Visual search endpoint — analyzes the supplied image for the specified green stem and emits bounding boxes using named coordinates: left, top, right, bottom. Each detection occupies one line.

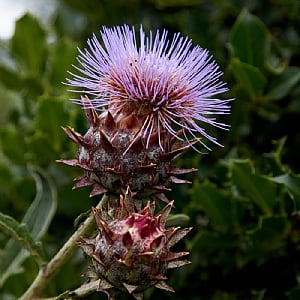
left=67, top=279, right=102, bottom=299
left=36, top=280, right=102, bottom=300
left=20, top=195, right=107, bottom=300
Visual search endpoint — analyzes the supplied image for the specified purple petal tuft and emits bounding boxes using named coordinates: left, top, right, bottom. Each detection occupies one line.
left=66, top=25, right=232, bottom=151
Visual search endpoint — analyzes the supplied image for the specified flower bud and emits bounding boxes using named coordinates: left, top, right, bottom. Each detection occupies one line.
left=78, top=193, right=191, bottom=299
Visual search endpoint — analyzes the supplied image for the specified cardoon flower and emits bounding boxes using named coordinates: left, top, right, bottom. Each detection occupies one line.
left=59, top=25, right=230, bottom=200
left=67, top=25, right=231, bottom=151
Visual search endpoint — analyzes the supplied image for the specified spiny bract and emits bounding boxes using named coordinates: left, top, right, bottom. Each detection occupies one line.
left=58, top=98, right=196, bottom=202
left=78, top=193, right=192, bottom=299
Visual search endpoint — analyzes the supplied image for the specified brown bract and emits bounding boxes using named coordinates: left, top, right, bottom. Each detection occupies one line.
left=77, top=192, right=192, bottom=299
left=57, top=96, right=197, bottom=202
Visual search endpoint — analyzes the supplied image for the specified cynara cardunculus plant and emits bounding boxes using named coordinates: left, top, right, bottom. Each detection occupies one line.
left=55, top=24, right=231, bottom=299
left=59, top=25, right=230, bottom=202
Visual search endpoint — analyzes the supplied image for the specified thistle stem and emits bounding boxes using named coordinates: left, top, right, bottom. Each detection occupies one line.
left=20, top=195, right=107, bottom=300
left=36, top=280, right=103, bottom=300
left=67, top=279, right=101, bottom=298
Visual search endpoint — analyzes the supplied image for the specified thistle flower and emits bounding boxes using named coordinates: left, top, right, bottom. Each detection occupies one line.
left=78, top=192, right=191, bottom=299
left=67, top=25, right=231, bottom=152
left=59, top=24, right=231, bottom=200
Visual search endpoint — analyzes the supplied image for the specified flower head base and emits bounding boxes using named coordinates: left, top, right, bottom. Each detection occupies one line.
left=78, top=193, right=191, bottom=299
left=58, top=100, right=197, bottom=202
left=67, top=25, right=231, bottom=152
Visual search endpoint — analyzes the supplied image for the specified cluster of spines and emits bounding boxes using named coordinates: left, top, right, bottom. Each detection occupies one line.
left=77, top=191, right=192, bottom=300
left=58, top=97, right=197, bottom=203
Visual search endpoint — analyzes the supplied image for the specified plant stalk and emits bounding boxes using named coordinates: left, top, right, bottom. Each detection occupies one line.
left=20, top=195, right=107, bottom=300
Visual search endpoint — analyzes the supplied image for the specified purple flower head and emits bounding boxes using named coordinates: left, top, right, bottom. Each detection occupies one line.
left=67, top=25, right=231, bottom=152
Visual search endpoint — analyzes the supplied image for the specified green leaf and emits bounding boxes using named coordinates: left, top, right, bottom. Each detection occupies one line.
left=266, top=67, right=300, bottom=101
left=26, top=131, right=57, bottom=166
left=264, top=137, right=288, bottom=175
left=154, top=0, right=200, bottom=9
left=229, top=159, right=276, bottom=215
left=0, top=65, right=23, bottom=90
left=23, top=167, right=58, bottom=237
left=0, top=213, right=46, bottom=266
left=34, top=96, right=69, bottom=153
left=245, top=216, right=287, bottom=263
left=46, top=37, right=77, bottom=88
left=189, top=231, right=238, bottom=254
left=166, top=213, right=190, bottom=227
left=248, top=216, right=287, bottom=242
left=0, top=125, right=27, bottom=165
left=191, top=181, right=238, bottom=230
left=0, top=84, right=23, bottom=125
left=229, top=9, right=270, bottom=68
left=269, top=172, right=300, bottom=209
left=0, top=166, right=57, bottom=287
left=11, top=13, right=47, bottom=75
left=230, top=58, right=266, bottom=99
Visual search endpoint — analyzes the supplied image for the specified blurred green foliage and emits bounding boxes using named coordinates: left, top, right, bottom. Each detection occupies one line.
left=0, top=0, right=300, bottom=299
